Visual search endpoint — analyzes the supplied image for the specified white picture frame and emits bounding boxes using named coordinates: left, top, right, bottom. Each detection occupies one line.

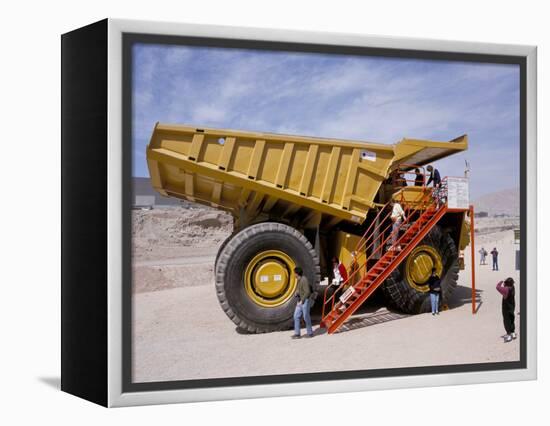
left=61, top=18, right=537, bottom=407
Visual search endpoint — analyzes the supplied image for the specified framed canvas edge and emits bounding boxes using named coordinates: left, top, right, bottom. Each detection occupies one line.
left=105, top=18, right=537, bottom=407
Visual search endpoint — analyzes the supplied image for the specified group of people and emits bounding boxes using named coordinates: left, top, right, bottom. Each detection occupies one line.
left=479, top=246, right=499, bottom=270
left=291, top=257, right=348, bottom=339
left=292, top=164, right=446, bottom=337
left=292, top=262, right=517, bottom=344
left=394, top=165, right=441, bottom=189
left=412, top=249, right=515, bottom=343
left=291, top=163, right=516, bottom=344
left=389, top=164, right=442, bottom=251
left=480, top=246, right=515, bottom=342
left=290, top=261, right=440, bottom=334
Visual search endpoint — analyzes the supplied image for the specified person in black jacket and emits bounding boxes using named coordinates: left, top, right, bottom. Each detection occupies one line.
left=428, top=268, right=442, bottom=315
left=426, top=165, right=441, bottom=187
left=426, top=165, right=443, bottom=206
left=496, top=278, right=516, bottom=342
left=414, top=168, right=424, bottom=187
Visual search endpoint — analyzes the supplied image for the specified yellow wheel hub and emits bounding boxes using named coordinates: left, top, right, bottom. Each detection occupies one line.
left=405, top=245, right=443, bottom=292
left=244, top=250, right=296, bottom=307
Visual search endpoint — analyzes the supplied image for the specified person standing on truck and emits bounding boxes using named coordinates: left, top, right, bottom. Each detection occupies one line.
left=426, top=165, right=441, bottom=187
left=414, top=168, right=424, bottom=187
left=426, top=165, right=443, bottom=206
left=398, top=172, right=407, bottom=187
left=390, top=201, right=407, bottom=251
left=491, top=247, right=499, bottom=271
left=292, top=266, right=313, bottom=339
left=496, top=278, right=516, bottom=342
left=391, top=169, right=407, bottom=187
left=428, top=268, right=442, bottom=315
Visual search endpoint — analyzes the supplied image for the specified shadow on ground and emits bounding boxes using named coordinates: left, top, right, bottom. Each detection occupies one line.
left=38, top=377, right=60, bottom=389
left=235, top=286, right=482, bottom=335
left=447, top=285, right=483, bottom=311
left=334, top=309, right=410, bottom=334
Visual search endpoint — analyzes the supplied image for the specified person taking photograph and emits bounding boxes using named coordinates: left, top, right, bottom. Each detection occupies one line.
left=496, top=278, right=516, bottom=342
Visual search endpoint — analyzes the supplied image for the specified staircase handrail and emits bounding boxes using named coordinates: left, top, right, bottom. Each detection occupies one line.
left=321, top=179, right=449, bottom=322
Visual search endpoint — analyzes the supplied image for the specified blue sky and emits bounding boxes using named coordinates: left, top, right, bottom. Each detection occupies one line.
left=132, top=43, right=520, bottom=199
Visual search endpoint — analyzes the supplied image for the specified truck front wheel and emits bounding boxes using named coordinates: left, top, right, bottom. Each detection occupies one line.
left=215, top=222, right=320, bottom=333
left=381, top=225, right=459, bottom=314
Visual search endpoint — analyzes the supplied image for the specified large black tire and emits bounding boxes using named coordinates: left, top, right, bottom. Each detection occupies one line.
left=381, top=225, right=459, bottom=314
left=215, top=222, right=320, bottom=333
left=214, top=222, right=268, bottom=270
left=215, top=230, right=237, bottom=270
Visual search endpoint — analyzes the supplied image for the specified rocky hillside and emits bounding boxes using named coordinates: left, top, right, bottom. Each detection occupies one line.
left=473, top=187, right=519, bottom=216
left=132, top=207, right=233, bottom=262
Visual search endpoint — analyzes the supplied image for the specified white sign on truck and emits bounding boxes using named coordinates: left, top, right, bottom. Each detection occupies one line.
left=446, top=177, right=470, bottom=209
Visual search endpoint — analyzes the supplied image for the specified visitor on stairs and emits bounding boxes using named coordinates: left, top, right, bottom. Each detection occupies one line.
left=329, top=257, right=348, bottom=306
left=390, top=201, right=406, bottom=251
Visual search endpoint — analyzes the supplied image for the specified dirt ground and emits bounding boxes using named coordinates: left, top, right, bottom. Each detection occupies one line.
left=131, top=207, right=521, bottom=383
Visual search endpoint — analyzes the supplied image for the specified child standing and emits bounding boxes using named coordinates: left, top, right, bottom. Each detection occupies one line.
left=496, top=278, right=516, bottom=342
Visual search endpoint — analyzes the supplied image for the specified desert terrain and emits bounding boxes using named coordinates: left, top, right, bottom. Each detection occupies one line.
left=131, top=205, right=520, bottom=383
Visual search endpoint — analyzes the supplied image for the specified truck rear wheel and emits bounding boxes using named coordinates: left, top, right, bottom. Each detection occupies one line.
left=381, top=225, right=459, bottom=314
left=215, top=222, right=320, bottom=333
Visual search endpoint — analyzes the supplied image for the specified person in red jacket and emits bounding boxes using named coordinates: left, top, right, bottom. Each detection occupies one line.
left=330, top=256, right=349, bottom=305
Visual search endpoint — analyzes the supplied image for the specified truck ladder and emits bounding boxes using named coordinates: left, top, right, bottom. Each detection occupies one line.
left=321, top=185, right=448, bottom=334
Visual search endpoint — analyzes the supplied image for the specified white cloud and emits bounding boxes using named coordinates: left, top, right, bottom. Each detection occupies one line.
left=191, top=104, right=228, bottom=123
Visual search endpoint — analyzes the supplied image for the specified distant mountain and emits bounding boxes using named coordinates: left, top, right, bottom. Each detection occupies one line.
left=473, top=187, right=520, bottom=216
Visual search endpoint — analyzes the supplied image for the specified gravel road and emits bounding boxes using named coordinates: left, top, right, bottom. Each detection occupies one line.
left=132, top=232, right=521, bottom=383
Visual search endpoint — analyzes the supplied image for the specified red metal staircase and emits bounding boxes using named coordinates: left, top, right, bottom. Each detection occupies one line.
left=321, top=187, right=448, bottom=334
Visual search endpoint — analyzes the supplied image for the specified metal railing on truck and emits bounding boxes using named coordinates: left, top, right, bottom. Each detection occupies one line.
left=321, top=178, right=451, bottom=333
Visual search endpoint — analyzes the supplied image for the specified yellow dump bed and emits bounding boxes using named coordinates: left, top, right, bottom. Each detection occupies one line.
left=147, top=123, right=467, bottom=227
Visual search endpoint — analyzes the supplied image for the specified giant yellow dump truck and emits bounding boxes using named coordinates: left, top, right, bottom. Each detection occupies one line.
left=147, top=123, right=470, bottom=333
